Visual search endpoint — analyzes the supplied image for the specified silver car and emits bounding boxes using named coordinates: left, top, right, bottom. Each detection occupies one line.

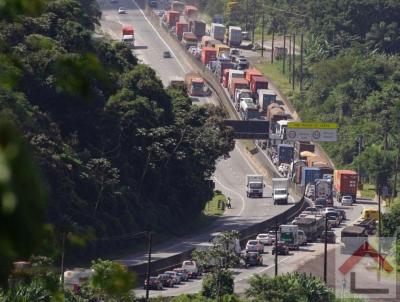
left=342, top=195, right=353, bottom=206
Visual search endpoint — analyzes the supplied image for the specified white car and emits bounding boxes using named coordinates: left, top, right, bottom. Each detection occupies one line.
left=342, top=195, right=353, bottom=206
left=118, top=7, right=126, bottom=14
left=246, top=240, right=264, bottom=253
left=164, top=271, right=182, bottom=284
left=256, top=233, right=273, bottom=245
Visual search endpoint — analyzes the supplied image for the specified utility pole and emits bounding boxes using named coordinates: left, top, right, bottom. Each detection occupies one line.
left=271, top=31, right=275, bottom=64
left=283, top=34, right=286, bottom=74
left=274, top=220, right=278, bottom=276
left=251, top=0, right=256, bottom=45
left=145, top=231, right=152, bottom=301
left=292, top=34, right=296, bottom=90
left=378, top=186, right=382, bottom=281
left=261, top=12, right=265, bottom=57
left=393, top=142, right=400, bottom=199
left=357, top=135, right=363, bottom=184
left=324, top=215, right=328, bottom=283
left=245, top=0, right=249, bottom=31
left=60, top=232, right=66, bottom=289
left=288, top=35, right=292, bottom=83
left=300, top=33, right=304, bottom=99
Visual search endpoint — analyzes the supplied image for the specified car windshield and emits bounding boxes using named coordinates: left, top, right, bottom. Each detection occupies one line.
left=258, top=234, right=267, bottom=238
left=248, top=241, right=257, bottom=245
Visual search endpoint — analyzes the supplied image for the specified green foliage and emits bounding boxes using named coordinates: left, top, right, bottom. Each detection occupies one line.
left=0, top=122, right=46, bottom=286
left=201, top=270, right=234, bottom=299
left=246, top=273, right=334, bottom=302
left=0, top=0, right=234, bottom=263
left=90, top=259, right=136, bottom=300
left=171, top=293, right=241, bottom=302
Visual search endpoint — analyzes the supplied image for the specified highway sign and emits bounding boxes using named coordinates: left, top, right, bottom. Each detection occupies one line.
left=224, top=120, right=269, bottom=139
left=287, top=122, right=338, bottom=142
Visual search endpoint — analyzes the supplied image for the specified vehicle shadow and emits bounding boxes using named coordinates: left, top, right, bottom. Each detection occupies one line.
left=134, top=45, right=148, bottom=50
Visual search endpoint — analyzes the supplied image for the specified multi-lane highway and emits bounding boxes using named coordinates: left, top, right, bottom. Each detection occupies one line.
left=97, top=0, right=297, bottom=278
left=96, top=0, right=374, bottom=298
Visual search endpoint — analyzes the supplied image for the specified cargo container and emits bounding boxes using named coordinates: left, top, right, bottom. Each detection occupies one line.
left=215, top=61, right=235, bottom=81
left=191, top=20, right=206, bottom=38
left=333, top=170, right=358, bottom=202
left=184, top=5, right=198, bottom=20
left=171, top=1, right=184, bottom=12
left=228, top=26, right=242, bottom=46
left=229, top=78, right=249, bottom=98
left=301, top=167, right=321, bottom=187
left=228, top=70, right=245, bottom=90
left=176, top=22, right=189, bottom=40
left=165, top=10, right=180, bottom=27
left=315, top=164, right=333, bottom=177
left=215, top=44, right=230, bottom=57
left=210, top=23, right=225, bottom=41
left=201, top=47, right=217, bottom=65
left=307, top=156, right=324, bottom=167
left=277, top=144, right=294, bottom=164
left=245, top=68, right=262, bottom=82
left=257, top=89, right=276, bottom=113
left=250, top=76, right=268, bottom=97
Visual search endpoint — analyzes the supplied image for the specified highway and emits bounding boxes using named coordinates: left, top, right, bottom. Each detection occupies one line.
left=97, top=0, right=296, bottom=279
left=97, top=1, right=373, bottom=298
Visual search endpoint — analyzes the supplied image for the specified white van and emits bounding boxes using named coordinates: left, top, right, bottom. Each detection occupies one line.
left=181, top=260, right=199, bottom=278
left=297, top=229, right=307, bottom=246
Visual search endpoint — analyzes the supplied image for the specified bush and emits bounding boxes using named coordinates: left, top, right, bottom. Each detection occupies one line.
left=201, top=270, right=234, bottom=299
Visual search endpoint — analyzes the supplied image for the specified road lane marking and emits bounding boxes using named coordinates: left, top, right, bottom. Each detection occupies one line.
left=213, top=176, right=246, bottom=217
left=130, top=0, right=187, bottom=73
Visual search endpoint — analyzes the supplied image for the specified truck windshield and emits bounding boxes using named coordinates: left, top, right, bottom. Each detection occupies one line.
left=249, top=183, right=262, bottom=189
left=281, top=232, right=293, bottom=243
left=192, top=82, right=204, bottom=89
left=275, top=189, right=287, bottom=195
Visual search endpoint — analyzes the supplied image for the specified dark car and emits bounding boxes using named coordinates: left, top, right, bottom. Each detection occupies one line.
left=322, top=231, right=336, bottom=244
left=244, top=252, right=263, bottom=266
left=336, top=209, right=347, bottom=221
left=144, top=277, right=163, bottom=290
left=272, top=241, right=289, bottom=255
left=157, top=274, right=174, bottom=287
left=163, top=51, right=172, bottom=58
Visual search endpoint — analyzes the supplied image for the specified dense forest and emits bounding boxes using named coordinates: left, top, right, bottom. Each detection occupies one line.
left=0, top=0, right=234, bottom=260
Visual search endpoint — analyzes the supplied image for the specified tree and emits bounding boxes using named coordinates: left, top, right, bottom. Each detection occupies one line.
left=202, top=269, right=234, bottom=299
left=89, top=259, right=136, bottom=301
left=246, top=273, right=334, bottom=302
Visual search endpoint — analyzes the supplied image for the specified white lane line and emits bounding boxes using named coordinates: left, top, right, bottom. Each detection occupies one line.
left=130, top=0, right=187, bottom=73
left=213, top=176, right=246, bottom=217
left=236, top=145, right=273, bottom=190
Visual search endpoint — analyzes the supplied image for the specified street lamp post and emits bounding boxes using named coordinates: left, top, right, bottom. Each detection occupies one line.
left=145, top=231, right=153, bottom=301
left=275, top=220, right=278, bottom=276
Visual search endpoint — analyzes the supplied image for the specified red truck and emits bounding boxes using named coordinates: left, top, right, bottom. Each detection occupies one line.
left=122, top=25, right=134, bottom=47
left=250, top=76, right=268, bottom=97
left=333, top=170, right=358, bottom=203
left=165, top=10, right=180, bottom=27
left=245, top=68, right=262, bottom=83
left=229, top=78, right=249, bottom=99
left=222, top=69, right=230, bottom=87
left=176, top=22, right=189, bottom=40
left=201, top=47, right=217, bottom=65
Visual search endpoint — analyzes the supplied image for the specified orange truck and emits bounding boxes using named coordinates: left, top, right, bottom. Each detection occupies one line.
left=185, top=74, right=209, bottom=96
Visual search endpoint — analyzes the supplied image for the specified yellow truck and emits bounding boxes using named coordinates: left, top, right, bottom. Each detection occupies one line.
left=215, top=44, right=230, bottom=57
left=184, top=73, right=211, bottom=97
left=361, top=208, right=379, bottom=221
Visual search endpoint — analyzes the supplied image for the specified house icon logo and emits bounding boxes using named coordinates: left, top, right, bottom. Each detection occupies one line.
left=338, top=240, right=394, bottom=295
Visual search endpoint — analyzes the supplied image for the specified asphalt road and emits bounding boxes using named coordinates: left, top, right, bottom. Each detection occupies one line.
left=97, top=0, right=295, bottom=275
left=135, top=199, right=374, bottom=297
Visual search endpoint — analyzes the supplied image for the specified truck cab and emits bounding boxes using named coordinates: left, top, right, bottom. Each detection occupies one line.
left=122, top=25, right=135, bottom=48
left=272, top=178, right=289, bottom=205
left=234, top=88, right=252, bottom=109
left=240, top=98, right=259, bottom=120
left=246, top=175, right=264, bottom=198
left=279, top=224, right=299, bottom=250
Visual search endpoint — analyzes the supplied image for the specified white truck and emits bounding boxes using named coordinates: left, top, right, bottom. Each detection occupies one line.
left=234, top=88, right=252, bottom=110
left=272, top=178, right=289, bottom=205
left=257, top=89, right=276, bottom=113
left=246, top=175, right=264, bottom=198
left=240, top=98, right=260, bottom=120
left=279, top=225, right=299, bottom=250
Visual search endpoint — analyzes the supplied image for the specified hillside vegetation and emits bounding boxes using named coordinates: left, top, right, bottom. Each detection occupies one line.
left=0, top=0, right=234, bottom=259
